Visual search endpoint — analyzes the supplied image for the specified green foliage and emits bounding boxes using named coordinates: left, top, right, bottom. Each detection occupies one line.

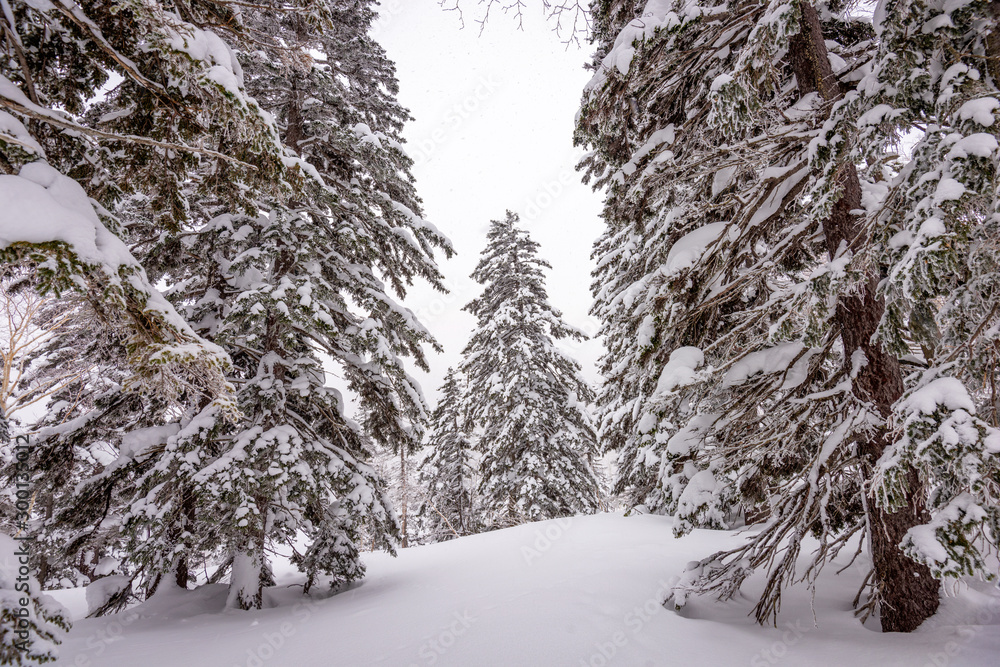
left=460, top=212, right=601, bottom=527
left=3, top=0, right=449, bottom=612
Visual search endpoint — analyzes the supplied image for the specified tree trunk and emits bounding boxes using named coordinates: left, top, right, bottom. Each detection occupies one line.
left=37, top=492, right=53, bottom=586
left=285, top=75, right=305, bottom=155
left=284, top=15, right=309, bottom=155
left=986, top=2, right=1000, bottom=87
left=226, top=500, right=267, bottom=610
left=400, top=448, right=409, bottom=548
left=789, top=3, right=939, bottom=632
left=173, top=487, right=197, bottom=589
left=226, top=548, right=264, bottom=610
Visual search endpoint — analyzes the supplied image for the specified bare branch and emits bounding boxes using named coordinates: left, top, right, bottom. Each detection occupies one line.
left=437, top=0, right=465, bottom=29
left=438, top=0, right=591, bottom=45
left=0, top=279, right=84, bottom=422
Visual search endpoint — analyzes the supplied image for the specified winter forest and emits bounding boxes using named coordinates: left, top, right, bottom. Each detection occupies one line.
left=1, top=0, right=999, bottom=665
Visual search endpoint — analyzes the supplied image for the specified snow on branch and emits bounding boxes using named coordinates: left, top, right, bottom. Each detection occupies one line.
left=0, top=162, right=232, bottom=403
left=0, top=75, right=258, bottom=170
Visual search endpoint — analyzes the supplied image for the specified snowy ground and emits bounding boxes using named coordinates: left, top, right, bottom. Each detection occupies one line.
left=50, top=513, right=1000, bottom=666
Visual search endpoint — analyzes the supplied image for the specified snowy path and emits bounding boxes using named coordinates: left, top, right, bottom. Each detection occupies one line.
left=54, top=513, right=1000, bottom=666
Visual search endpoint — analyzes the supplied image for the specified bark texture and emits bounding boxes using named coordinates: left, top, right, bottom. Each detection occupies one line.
left=988, top=2, right=1000, bottom=86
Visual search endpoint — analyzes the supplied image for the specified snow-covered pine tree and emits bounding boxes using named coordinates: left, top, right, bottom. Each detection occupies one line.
left=576, top=0, right=998, bottom=632
left=125, top=203, right=412, bottom=610
left=847, top=0, right=1000, bottom=595
left=0, top=0, right=292, bottom=402
left=60, top=0, right=454, bottom=609
left=0, top=0, right=286, bottom=601
left=461, top=211, right=600, bottom=527
left=417, top=368, right=477, bottom=542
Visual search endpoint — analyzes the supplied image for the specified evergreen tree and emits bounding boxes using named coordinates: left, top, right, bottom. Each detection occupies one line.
left=1, top=410, right=69, bottom=665
left=0, top=0, right=289, bottom=402
left=8, top=0, right=451, bottom=611
left=418, top=368, right=477, bottom=542
left=164, top=0, right=449, bottom=608
left=576, top=0, right=999, bottom=632
left=1, top=533, right=69, bottom=665
left=461, top=211, right=600, bottom=527
left=851, top=0, right=1000, bottom=592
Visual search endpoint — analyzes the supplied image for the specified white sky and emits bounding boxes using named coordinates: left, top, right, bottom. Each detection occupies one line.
left=374, top=1, right=607, bottom=406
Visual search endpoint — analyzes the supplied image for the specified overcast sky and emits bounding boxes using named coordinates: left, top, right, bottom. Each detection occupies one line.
left=374, top=1, right=606, bottom=406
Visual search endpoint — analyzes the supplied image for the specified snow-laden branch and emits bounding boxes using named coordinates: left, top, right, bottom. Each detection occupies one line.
left=0, top=76, right=258, bottom=170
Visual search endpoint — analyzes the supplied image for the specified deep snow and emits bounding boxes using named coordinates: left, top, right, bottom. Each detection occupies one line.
left=50, top=513, right=1000, bottom=666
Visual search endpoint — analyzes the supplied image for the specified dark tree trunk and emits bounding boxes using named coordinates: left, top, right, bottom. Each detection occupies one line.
left=173, top=557, right=189, bottom=590
left=37, top=492, right=53, bottom=585
left=400, top=448, right=409, bottom=548
left=284, top=15, right=309, bottom=155
left=285, top=75, right=305, bottom=155
left=987, top=3, right=1000, bottom=87
left=173, top=488, right=197, bottom=589
left=789, top=3, right=940, bottom=632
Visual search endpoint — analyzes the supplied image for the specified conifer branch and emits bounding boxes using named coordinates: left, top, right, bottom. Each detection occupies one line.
left=0, top=97, right=258, bottom=170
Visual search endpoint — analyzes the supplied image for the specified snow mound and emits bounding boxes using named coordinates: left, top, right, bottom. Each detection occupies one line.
left=85, top=576, right=131, bottom=616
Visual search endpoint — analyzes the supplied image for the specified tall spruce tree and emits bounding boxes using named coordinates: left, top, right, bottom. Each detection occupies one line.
left=6, top=0, right=451, bottom=611
left=418, top=368, right=477, bottom=542
left=0, top=0, right=291, bottom=402
left=577, top=0, right=1000, bottom=632
left=111, top=0, right=451, bottom=609
left=852, top=0, right=1000, bottom=595
left=461, top=211, right=600, bottom=527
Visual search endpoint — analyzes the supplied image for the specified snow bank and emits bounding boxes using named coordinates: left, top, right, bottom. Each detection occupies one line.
left=85, top=576, right=131, bottom=616
left=51, top=514, right=1000, bottom=666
